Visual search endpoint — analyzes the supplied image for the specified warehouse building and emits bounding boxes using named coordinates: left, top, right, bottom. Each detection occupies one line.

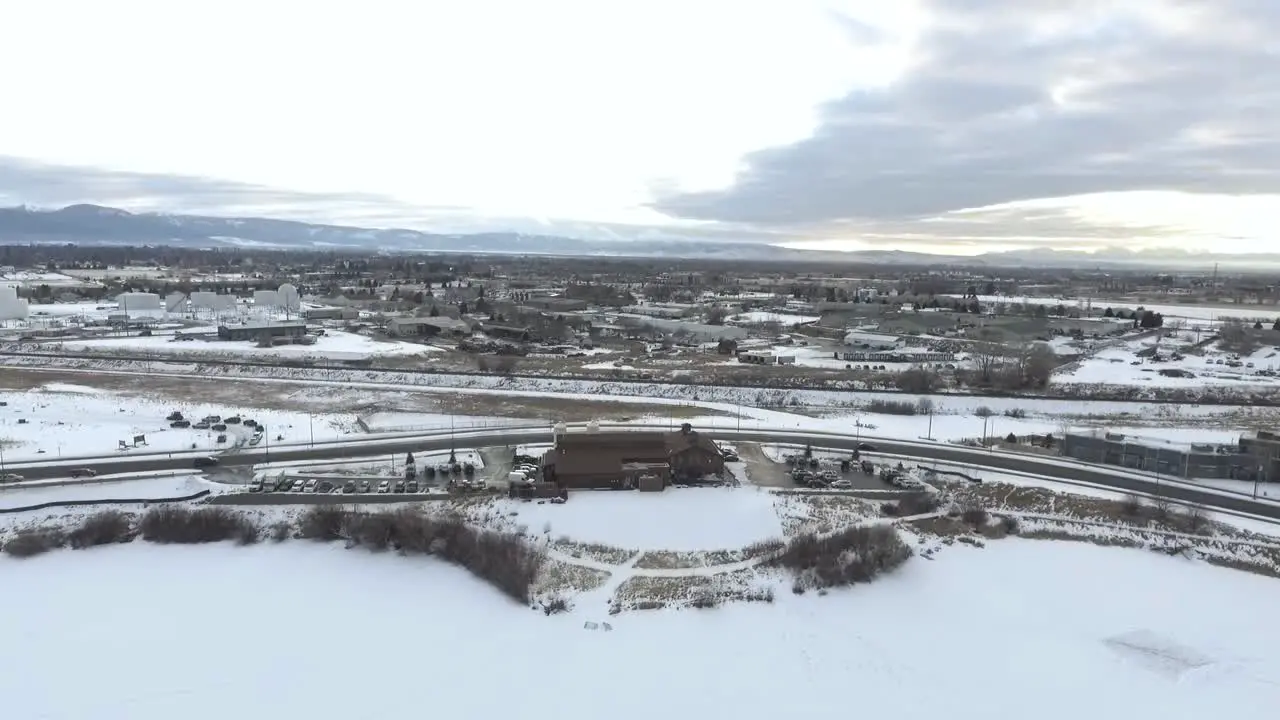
left=218, top=321, right=307, bottom=342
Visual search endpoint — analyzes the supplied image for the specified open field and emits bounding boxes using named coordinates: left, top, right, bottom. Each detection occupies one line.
left=3, top=536, right=1278, bottom=719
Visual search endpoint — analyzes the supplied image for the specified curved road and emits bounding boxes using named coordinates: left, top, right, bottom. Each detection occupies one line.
left=5, top=425, right=1278, bottom=521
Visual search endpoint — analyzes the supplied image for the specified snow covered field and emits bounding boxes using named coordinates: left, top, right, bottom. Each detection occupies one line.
left=0, top=383, right=366, bottom=460
left=487, top=487, right=784, bottom=551
left=52, top=329, right=432, bottom=361
left=2, top=539, right=1276, bottom=720
left=964, top=294, right=1280, bottom=326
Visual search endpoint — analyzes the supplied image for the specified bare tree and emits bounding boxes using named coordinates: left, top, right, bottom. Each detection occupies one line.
left=706, top=306, right=729, bottom=325
left=974, top=405, right=994, bottom=418
left=968, top=341, right=1006, bottom=385
left=1218, top=319, right=1259, bottom=355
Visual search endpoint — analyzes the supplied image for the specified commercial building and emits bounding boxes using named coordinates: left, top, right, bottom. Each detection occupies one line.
left=738, top=351, right=796, bottom=366
left=542, top=424, right=725, bottom=491
left=1060, top=431, right=1247, bottom=480
left=387, top=316, right=472, bottom=338
left=218, top=321, right=307, bottom=342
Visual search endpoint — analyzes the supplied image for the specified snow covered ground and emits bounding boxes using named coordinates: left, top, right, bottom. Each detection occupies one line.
left=51, top=329, right=432, bottom=361
left=2, top=539, right=1277, bottom=720
left=963, top=294, right=1280, bottom=326
left=728, top=311, right=819, bottom=325
left=0, top=384, right=368, bottom=460
left=359, top=411, right=525, bottom=433
left=486, top=487, right=784, bottom=551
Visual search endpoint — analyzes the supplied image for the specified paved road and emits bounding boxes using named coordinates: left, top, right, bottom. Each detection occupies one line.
left=5, top=426, right=1278, bottom=522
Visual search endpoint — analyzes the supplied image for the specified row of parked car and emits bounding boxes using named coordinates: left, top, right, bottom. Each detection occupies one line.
left=249, top=475, right=478, bottom=494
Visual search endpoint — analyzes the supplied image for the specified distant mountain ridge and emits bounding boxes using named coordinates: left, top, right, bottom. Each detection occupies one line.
left=0, top=204, right=1276, bottom=269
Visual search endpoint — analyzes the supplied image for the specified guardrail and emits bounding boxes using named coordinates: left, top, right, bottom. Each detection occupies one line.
left=0, top=489, right=212, bottom=515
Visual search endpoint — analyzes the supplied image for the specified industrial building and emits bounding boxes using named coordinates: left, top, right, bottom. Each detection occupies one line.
left=738, top=351, right=796, bottom=366
left=387, top=316, right=472, bottom=337
left=218, top=321, right=307, bottom=342
left=843, top=330, right=900, bottom=350
left=542, top=424, right=726, bottom=491
left=1060, top=431, right=1250, bottom=480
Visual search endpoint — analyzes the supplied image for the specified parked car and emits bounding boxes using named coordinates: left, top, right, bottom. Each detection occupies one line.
left=422, top=466, right=436, bottom=480
left=291, top=480, right=305, bottom=492
left=819, top=469, right=839, bottom=482
left=193, top=456, right=219, bottom=468
left=377, top=480, right=391, bottom=494
left=202, top=415, right=221, bottom=424
left=247, top=435, right=261, bottom=446
left=830, top=479, right=853, bottom=489
left=193, top=421, right=211, bottom=430
left=165, top=411, right=184, bottom=422
left=243, top=419, right=258, bottom=428
left=248, top=479, right=263, bottom=492
left=406, top=480, right=419, bottom=493
left=358, top=480, right=372, bottom=493
left=394, top=480, right=406, bottom=493
left=70, top=468, right=97, bottom=478
left=304, top=479, right=318, bottom=493
left=212, top=423, right=227, bottom=432
left=856, top=443, right=877, bottom=452
left=472, top=477, right=488, bottom=490
left=343, top=481, right=357, bottom=494
left=463, top=462, right=475, bottom=476
left=224, top=416, right=242, bottom=424
left=170, top=420, right=191, bottom=429
left=1, top=473, right=25, bottom=482
left=216, top=434, right=227, bottom=444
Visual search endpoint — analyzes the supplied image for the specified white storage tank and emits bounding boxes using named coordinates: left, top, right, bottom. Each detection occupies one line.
left=253, top=290, right=280, bottom=309
left=115, top=292, right=161, bottom=312
left=277, top=283, right=300, bottom=312
left=164, top=292, right=187, bottom=314
left=0, top=285, right=28, bottom=320
left=190, top=291, right=218, bottom=311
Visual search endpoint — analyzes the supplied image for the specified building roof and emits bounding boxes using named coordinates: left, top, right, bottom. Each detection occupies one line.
left=390, top=316, right=470, bottom=331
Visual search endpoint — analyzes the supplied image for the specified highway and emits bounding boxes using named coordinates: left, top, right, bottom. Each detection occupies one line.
left=5, top=424, right=1279, bottom=521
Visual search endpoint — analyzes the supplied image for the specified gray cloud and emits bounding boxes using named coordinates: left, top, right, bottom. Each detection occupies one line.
left=654, top=0, right=1280, bottom=227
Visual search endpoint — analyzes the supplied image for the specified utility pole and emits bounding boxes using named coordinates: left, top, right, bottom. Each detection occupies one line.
left=308, top=413, right=314, bottom=448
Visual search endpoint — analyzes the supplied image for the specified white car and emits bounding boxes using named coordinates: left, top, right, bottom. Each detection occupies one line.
left=1, top=473, right=24, bottom=482
left=830, top=479, right=852, bottom=489
left=304, top=479, right=319, bottom=493
left=377, top=480, right=391, bottom=494
left=472, top=477, right=488, bottom=490
left=290, top=480, right=305, bottom=492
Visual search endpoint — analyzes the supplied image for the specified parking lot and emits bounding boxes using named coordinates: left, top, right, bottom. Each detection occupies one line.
left=739, top=443, right=917, bottom=491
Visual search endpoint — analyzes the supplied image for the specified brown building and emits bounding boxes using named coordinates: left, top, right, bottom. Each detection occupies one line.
left=542, top=424, right=725, bottom=491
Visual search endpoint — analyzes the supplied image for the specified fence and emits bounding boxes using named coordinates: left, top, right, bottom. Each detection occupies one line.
left=0, top=489, right=212, bottom=515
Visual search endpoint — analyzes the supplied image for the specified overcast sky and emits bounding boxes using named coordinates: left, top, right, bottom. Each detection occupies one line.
left=1, top=0, right=1277, bottom=255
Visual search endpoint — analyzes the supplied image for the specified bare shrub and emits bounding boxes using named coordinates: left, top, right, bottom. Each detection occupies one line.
left=1000, top=515, right=1020, bottom=534
left=974, top=406, right=994, bottom=418
left=777, top=525, right=912, bottom=590
left=1003, top=407, right=1027, bottom=419
left=1119, top=494, right=1144, bottom=518
left=961, top=505, right=990, bottom=527
left=334, top=508, right=545, bottom=603
left=542, top=595, right=571, bottom=615
left=689, top=591, right=721, bottom=609
left=1151, top=495, right=1172, bottom=521
left=3, top=527, right=66, bottom=558
left=896, top=368, right=941, bottom=394
left=895, top=491, right=941, bottom=516
left=866, top=399, right=917, bottom=416
left=742, top=538, right=785, bottom=559
left=140, top=506, right=257, bottom=544
left=269, top=521, right=292, bottom=542
left=67, top=510, right=134, bottom=549
left=477, top=355, right=520, bottom=373
left=297, top=506, right=349, bottom=541
left=1171, top=504, right=1211, bottom=535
